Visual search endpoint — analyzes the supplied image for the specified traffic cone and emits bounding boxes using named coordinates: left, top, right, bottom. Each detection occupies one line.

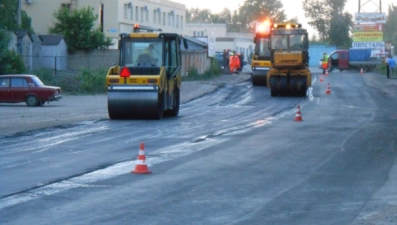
left=294, top=105, right=303, bottom=122
left=360, top=68, right=364, bottom=74
left=326, top=83, right=331, bottom=94
left=131, top=142, right=152, bottom=174
left=325, top=69, right=329, bottom=76
left=319, top=75, right=324, bottom=82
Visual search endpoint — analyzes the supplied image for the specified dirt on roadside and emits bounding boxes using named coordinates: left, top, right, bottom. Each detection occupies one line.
left=0, top=74, right=250, bottom=137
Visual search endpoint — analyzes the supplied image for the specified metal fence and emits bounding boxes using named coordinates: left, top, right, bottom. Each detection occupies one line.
left=23, top=49, right=211, bottom=76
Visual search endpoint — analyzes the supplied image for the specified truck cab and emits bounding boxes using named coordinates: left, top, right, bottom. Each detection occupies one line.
left=328, top=49, right=349, bottom=72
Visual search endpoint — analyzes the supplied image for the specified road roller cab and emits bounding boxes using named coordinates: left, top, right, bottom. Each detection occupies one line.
left=267, top=23, right=311, bottom=97
left=106, top=24, right=187, bottom=119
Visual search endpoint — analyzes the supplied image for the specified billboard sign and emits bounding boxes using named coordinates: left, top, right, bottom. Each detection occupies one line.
left=352, top=42, right=385, bottom=49
left=354, top=13, right=386, bottom=24
left=353, top=24, right=383, bottom=32
left=352, top=32, right=383, bottom=42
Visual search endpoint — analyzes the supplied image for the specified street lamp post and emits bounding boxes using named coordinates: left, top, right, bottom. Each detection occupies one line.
left=17, top=0, right=21, bottom=26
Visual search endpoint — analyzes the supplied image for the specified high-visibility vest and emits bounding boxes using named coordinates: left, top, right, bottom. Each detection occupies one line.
left=322, top=54, right=329, bottom=69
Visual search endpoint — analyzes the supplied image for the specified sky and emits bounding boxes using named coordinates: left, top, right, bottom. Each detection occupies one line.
left=173, top=0, right=395, bottom=36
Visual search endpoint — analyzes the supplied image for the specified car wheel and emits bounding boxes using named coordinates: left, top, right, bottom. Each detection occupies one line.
left=26, top=95, right=39, bottom=107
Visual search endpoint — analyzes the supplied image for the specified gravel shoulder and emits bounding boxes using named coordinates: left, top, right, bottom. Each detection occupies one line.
left=0, top=73, right=250, bottom=137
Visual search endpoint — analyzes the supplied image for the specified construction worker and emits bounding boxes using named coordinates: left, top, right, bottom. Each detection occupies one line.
left=229, top=51, right=240, bottom=74
left=223, top=49, right=230, bottom=74
left=322, top=52, right=329, bottom=74
left=386, top=54, right=396, bottom=78
left=143, top=44, right=154, bottom=56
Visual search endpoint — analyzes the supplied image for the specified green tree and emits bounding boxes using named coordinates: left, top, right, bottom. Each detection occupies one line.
left=384, top=4, right=397, bottom=54
left=0, top=0, right=30, bottom=74
left=238, top=0, right=286, bottom=32
left=186, top=8, right=212, bottom=23
left=0, top=29, right=25, bottom=74
left=49, top=7, right=112, bottom=52
left=303, top=0, right=352, bottom=47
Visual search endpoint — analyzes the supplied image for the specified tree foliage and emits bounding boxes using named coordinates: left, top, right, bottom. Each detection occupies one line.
left=384, top=4, right=397, bottom=54
left=49, top=7, right=112, bottom=52
left=0, top=0, right=31, bottom=74
left=303, top=0, right=352, bottom=47
left=186, top=0, right=286, bottom=32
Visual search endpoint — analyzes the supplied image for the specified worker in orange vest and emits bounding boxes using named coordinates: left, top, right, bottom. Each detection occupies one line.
left=229, top=51, right=240, bottom=74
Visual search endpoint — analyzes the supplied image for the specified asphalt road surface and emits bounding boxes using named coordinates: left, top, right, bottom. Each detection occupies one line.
left=0, top=68, right=397, bottom=225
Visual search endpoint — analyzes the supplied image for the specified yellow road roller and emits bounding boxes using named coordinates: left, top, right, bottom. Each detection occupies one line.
left=106, top=24, right=187, bottom=119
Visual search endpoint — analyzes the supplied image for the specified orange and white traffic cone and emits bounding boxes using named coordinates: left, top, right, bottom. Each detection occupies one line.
left=319, top=75, right=324, bottom=82
left=326, top=83, right=331, bottom=94
left=325, top=69, right=329, bottom=76
left=131, top=142, right=152, bottom=174
left=360, top=68, right=364, bottom=74
left=294, top=105, right=303, bottom=122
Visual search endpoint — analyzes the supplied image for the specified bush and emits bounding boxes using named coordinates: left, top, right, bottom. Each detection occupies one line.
left=0, top=50, right=25, bottom=74
left=33, top=68, right=107, bottom=94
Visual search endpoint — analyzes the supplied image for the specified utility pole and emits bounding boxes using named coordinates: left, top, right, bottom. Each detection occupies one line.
left=17, top=0, right=21, bottom=26
left=358, top=0, right=382, bottom=13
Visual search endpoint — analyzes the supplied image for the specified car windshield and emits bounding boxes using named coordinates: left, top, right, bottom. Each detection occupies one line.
left=31, top=76, right=44, bottom=86
left=122, top=39, right=163, bottom=67
left=256, top=37, right=270, bottom=57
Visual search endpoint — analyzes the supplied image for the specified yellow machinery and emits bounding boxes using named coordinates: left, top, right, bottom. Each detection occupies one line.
left=267, top=23, right=311, bottom=96
left=251, top=20, right=272, bottom=86
left=106, top=24, right=187, bottom=119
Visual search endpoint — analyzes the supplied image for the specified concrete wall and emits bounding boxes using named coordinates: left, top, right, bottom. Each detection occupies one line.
left=184, top=23, right=227, bottom=37
left=67, top=49, right=119, bottom=71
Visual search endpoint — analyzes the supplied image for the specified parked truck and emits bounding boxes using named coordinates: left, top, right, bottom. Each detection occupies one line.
left=328, top=48, right=383, bottom=72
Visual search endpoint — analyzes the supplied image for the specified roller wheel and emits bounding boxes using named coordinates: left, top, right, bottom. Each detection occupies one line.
left=169, top=90, right=180, bottom=117
left=155, top=92, right=164, bottom=120
left=26, top=95, right=39, bottom=107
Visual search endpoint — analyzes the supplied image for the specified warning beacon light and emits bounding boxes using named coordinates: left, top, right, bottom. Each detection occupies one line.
left=255, top=20, right=271, bottom=33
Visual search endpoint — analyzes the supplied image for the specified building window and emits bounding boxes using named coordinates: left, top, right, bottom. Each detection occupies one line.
left=180, top=16, right=183, bottom=29
left=153, top=10, right=156, bottom=24
left=61, top=3, right=71, bottom=11
left=158, top=10, right=161, bottom=24
left=145, top=8, right=149, bottom=22
left=193, top=31, right=196, bottom=36
left=124, top=4, right=128, bottom=19
left=200, top=31, right=204, bottom=36
left=140, top=7, right=144, bottom=22
left=135, top=6, right=139, bottom=21
left=163, top=12, right=166, bottom=26
left=176, top=15, right=179, bottom=28
left=130, top=4, right=133, bottom=20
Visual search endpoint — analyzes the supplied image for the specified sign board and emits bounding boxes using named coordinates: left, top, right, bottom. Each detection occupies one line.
left=353, top=24, right=383, bottom=32
left=371, top=49, right=385, bottom=58
left=352, top=41, right=385, bottom=49
left=207, top=32, right=216, bottom=57
left=107, top=28, right=118, bottom=33
left=352, top=32, right=383, bottom=42
left=354, top=12, right=386, bottom=24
